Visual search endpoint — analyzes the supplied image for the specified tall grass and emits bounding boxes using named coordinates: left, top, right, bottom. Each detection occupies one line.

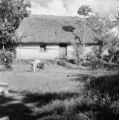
left=35, top=73, right=119, bottom=120
left=79, top=73, right=119, bottom=120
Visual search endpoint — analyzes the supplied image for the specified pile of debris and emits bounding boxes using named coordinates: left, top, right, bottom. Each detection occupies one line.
left=55, top=59, right=91, bottom=70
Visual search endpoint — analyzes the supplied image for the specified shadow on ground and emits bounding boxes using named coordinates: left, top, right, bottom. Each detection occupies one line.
left=68, top=72, right=119, bottom=120
left=0, top=91, right=79, bottom=120
left=23, top=92, right=79, bottom=106
left=1, top=72, right=119, bottom=120
left=0, top=95, right=36, bottom=120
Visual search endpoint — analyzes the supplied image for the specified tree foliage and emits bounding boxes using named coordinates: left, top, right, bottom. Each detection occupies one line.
left=77, top=5, right=92, bottom=17
left=0, top=50, right=13, bottom=70
left=87, top=15, right=113, bottom=37
left=0, top=0, right=31, bottom=49
left=87, top=14, right=119, bottom=63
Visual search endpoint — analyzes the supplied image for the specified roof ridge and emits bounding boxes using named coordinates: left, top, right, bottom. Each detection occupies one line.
left=30, top=15, right=79, bottom=18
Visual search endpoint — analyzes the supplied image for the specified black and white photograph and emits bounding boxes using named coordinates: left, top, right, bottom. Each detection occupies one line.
left=0, top=0, right=119, bottom=120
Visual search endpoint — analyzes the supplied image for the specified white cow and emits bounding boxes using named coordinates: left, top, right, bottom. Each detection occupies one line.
left=101, top=49, right=109, bottom=56
left=31, top=59, right=44, bottom=72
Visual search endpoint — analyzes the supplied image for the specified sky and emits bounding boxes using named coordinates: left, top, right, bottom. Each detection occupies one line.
left=29, top=0, right=119, bottom=16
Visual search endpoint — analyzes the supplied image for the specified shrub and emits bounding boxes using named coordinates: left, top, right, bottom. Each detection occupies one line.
left=80, top=73, right=119, bottom=120
left=0, top=50, right=13, bottom=70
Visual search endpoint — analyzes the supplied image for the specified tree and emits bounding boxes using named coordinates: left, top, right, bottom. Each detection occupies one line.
left=62, top=26, right=81, bottom=44
left=87, top=13, right=119, bottom=63
left=62, top=25, right=82, bottom=65
left=104, top=13, right=119, bottom=63
left=86, top=14, right=115, bottom=58
left=0, top=0, right=31, bottom=50
left=77, top=5, right=92, bottom=46
left=87, top=15, right=112, bottom=37
left=77, top=5, right=92, bottom=17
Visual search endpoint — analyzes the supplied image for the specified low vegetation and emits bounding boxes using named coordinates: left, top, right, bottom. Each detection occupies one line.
left=0, top=50, right=13, bottom=71
left=0, top=61, right=119, bottom=120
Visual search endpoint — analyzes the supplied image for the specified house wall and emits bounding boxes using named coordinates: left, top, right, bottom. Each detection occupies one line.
left=16, top=45, right=96, bottom=61
left=67, top=45, right=75, bottom=59
left=79, top=46, right=93, bottom=58
left=59, top=46, right=67, bottom=58
left=67, top=45, right=95, bottom=59
left=16, top=45, right=60, bottom=60
left=16, top=44, right=95, bottom=60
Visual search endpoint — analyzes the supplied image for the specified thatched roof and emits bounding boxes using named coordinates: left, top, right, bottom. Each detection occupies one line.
left=16, top=15, right=99, bottom=45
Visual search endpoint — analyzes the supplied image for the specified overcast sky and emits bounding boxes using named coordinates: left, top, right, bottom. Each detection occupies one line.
left=29, top=0, right=119, bottom=16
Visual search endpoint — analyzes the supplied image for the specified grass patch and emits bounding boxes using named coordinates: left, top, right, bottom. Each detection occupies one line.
left=0, top=61, right=119, bottom=120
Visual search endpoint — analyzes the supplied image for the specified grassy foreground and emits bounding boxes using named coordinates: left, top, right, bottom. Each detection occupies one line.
left=0, top=62, right=119, bottom=120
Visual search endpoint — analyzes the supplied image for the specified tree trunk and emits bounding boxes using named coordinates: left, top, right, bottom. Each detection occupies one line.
left=83, top=17, right=86, bottom=48
left=2, top=44, right=5, bottom=50
left=76, top=44, right=80, bottom=66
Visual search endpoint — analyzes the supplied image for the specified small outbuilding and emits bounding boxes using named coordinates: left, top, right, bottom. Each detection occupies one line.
left=16, top=15, right=100, bottom=60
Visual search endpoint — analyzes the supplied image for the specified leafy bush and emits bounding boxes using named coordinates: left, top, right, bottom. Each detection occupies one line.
left=0, top=50, right=13, bottom=70
left=80, top=73, right=119, bottom=120
left=79, top=51, right=104, bottom=69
